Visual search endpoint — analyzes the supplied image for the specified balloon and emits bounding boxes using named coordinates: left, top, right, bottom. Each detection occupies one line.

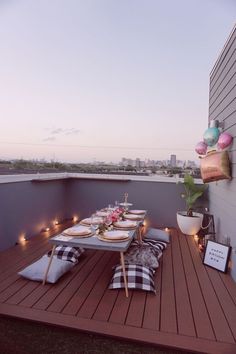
left=203, top=127, right=220, bottom=147
left=217, top=132, right=233, bottom=149
left=195, top=141, right=207, bottom=155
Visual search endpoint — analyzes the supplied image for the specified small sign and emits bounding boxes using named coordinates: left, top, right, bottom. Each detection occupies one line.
left=203, top=240, right=231, bottom=273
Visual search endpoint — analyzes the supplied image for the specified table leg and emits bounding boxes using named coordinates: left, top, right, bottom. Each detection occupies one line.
left=137, top=224, right=143, bottom=244
left=120, top=252, right=128, bottom=298
left=43, top=245, right=56, bottom=285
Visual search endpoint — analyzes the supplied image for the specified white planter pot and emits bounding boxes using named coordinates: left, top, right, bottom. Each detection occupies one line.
left=177, top=211, right=203, bottom=236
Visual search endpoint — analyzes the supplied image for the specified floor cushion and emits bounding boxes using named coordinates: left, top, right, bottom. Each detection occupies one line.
left=47, top=245, right=84, bottom=263
left=109, top=264, right=156, bottom=293
left=145, top=228, right=170, bottom=243
left=18, top=255, right=74, bottom=283
left=131, top=239, right=165, bottom=259
left=125, top=244, right=159, bottom=269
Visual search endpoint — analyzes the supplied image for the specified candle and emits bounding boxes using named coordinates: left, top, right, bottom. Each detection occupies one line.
left=165, top=227, right=169, bottom=233
left=194, top=234, right=199, bottom=242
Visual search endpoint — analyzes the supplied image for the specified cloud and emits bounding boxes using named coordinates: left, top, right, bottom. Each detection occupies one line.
left=65, top=128, right=80, bottom=135
left=43, top=136, right=56, bottom=142
left=51, top=128, right=64, bottom=135
left=45, top=127, right=81, bottom=136
left=42, top=127, right=81, bottom=142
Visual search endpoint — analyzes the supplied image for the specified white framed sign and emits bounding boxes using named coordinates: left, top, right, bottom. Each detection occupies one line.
left=203, top=240, right=231, bottom=273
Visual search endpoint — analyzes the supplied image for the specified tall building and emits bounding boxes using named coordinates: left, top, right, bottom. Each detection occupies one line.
left=170, top=154, right=177, bottom=167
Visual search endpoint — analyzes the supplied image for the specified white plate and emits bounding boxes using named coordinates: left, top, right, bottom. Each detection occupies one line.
left=103, top=230, right=129, bottom=240
left=113, top=220, right=137, bottom=228
left=63, top=225, right=91, bottom=236
left=124, top=214, right=144, bottom=220
left=129, top=209, right=146, bottom=215
left=80, top=217, right=103, bottom=225
left=119, top=202, right=133, bottom=207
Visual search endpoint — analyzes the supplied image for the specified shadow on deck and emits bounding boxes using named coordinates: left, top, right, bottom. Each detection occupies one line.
left=0, top=225, right=236, bottom=354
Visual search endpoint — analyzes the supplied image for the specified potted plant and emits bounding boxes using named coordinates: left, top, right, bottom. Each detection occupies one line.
left=177, top=174, right=207, bottom=235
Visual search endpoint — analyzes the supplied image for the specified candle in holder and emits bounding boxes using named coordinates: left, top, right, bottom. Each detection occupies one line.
left=194, top=234, right=199, bottom=242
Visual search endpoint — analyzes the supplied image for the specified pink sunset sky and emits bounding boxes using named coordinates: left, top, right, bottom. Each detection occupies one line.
left=0, top=0, right=235, bottom=163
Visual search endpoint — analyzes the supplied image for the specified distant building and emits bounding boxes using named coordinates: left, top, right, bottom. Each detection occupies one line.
left=170, top=154, right=177, bottom=167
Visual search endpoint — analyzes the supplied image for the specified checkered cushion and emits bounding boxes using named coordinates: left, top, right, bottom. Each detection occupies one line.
left=47, top=246, right=84, bottom=263
left=109, top=264, right=156, bottom=293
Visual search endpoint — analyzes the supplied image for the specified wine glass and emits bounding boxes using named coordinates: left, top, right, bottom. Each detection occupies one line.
left=107, top=204, right=113, bottom=212
left=90, top=214, right=99, bottom=233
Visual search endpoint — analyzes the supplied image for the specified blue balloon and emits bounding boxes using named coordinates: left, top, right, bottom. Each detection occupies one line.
left=203, top=127, right=220, bottom=146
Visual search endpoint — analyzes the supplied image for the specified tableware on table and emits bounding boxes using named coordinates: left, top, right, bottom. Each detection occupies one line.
left=62, top=225, right=92, bottom=237
left=90, top=214, right=100, bottom=233
left=97, top=232, right=130, bottom=243
left=80, top=217, right=103, bottom=226
left=119, top=202, right=133, bottom=207
left=96, top=210, right=110, bottom=217
left=123, top=213, right=144, bottom=221
left=113, top=220, right=137, bottom=230
left=103, top=230, right=130, bottom=240
left=114, top=200, right=119, bottom=207
left=129, top=209, right=146, bottom=215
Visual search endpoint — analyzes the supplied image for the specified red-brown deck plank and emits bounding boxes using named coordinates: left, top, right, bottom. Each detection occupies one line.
left=62, top=251, right=112, bottom=316
left=92, top=283, right=119, bottom=322
left=206, top=267, right=236, bottom=340
left=109, top=290, right=133, bottom=324
left=1, top=303, right=236, bottom=354
left=160, top=238, right=177, bottom=334
left=125, top=291, right=147, bottom=327
left=179, top=232, right=215, bottom=340
left=187, top=235, right=235, bottom=343
left=171, top=230, right=196, bottom=337
left=78, top=253, right=117, bottom=319
left=1, top=228, right=236, bottom=354
left=220, top=272, right=236, bottom=306
left=142, top=261, right=162, bottom=330
left=36, top=251, right=103, bottom=312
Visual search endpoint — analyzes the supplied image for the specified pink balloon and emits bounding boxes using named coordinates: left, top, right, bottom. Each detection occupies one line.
left=195, top=141, right=207, bottom=155
left=217, top=132, right=233, bottom=149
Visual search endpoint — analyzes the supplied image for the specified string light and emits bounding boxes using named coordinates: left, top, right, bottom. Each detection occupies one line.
left=19, top=234, right=27, bottom=244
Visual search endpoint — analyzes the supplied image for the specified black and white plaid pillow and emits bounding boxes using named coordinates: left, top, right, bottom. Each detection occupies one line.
left=109, top=264, right=156, bottom=293
left=47, top=246, right=84, bottom=263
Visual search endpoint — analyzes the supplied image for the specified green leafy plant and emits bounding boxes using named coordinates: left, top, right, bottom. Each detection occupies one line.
left=180, top=174, right=207, bottom=217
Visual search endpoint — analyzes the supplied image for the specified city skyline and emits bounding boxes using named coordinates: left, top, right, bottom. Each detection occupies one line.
left=0, top=1, right=235, bottom=163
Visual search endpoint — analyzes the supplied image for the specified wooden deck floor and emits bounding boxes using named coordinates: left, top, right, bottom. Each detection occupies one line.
left=0, top=226, right=236, bottom=354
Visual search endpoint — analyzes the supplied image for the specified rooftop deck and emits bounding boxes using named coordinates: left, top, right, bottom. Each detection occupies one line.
left=0, top=225, right=236, bottom=354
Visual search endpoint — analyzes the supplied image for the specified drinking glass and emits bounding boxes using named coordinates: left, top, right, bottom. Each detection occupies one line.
left=90, top=214, right=99, bottom=233
left=108, top=204, right=113, bottom=211
left=114, top=200, right=119, bottom=208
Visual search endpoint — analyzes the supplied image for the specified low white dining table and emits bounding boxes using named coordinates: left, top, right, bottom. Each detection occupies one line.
left=43, top=222, right=144, bottom=297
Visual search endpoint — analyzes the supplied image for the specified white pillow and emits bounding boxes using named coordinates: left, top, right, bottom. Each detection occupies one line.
left=18, top=255, right=74, bottom=283
left=145, top=228, right=170, bottom=243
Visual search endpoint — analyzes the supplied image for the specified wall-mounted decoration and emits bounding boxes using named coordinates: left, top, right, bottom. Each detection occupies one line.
left=195, top=119, right=233, bottom=183
left=203, top=240, right=231, bottom=273
left=200, top=150, right=231, bottom=183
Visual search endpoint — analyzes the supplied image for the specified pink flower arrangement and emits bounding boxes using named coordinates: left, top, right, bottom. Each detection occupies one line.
left=98, top=207, right=125, bottom=234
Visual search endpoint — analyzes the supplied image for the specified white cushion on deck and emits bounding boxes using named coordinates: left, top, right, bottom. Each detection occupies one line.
left=18, top=255, right=74, bottom=283
left=145, top=228, right=170, bottom=243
